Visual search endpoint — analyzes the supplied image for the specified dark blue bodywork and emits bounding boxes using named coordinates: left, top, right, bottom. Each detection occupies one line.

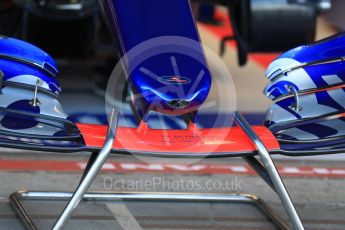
left=0, top=36, right=60, bottom=93
left=100, top=0, right=212, bottom=120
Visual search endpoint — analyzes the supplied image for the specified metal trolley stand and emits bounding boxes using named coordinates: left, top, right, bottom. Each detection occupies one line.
left=9, top=110, right=305, bottom=230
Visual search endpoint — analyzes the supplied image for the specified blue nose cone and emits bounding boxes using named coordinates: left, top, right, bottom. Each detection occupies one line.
left=99, top=0, right=212, bottom=120
left=130, top=52, right=211, bottom=117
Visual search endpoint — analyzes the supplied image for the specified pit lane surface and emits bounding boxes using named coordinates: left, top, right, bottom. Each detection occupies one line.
left=0, top=151, right=343, bottom=229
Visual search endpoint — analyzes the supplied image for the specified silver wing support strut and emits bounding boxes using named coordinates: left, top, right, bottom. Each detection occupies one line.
left=10, top=110, right=304, bottom=230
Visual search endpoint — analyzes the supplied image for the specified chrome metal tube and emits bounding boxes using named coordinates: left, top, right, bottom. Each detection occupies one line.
left=235, top=111, right=304, bottom=230
left=288, top=85, right=301, bottom=111
left=52, top=108, right=119, bottom=230
left=30, top=79, right=42, bottom=107
left=0, top=70, right=3, bottom=95
left=10, top=190, right=289, bottom=230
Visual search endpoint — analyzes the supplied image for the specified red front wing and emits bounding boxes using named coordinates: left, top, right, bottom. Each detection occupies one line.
left=77, top=123, right=280, bottom=156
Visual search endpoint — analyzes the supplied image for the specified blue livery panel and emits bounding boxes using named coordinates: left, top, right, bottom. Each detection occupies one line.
left=0, top=36, right=60, bottom=93
left=264, top=32, right=345, bottom=150
left=264, top=32, right=345, bottom=100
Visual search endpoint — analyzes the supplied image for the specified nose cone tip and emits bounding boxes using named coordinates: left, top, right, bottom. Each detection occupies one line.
left=167, top=99, right=190, bottom=109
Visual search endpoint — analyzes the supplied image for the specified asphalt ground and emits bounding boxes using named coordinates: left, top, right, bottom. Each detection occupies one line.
left=0, top=150, right=342, bottom=230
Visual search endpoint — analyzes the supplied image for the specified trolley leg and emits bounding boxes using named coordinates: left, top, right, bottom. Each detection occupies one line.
left=235, top=111, right=304, bottom=230
left=52, top=109, right=119, bottom=230
left=79, top=152, right=98, bottom=183
left=242, top=156, right=275, bottom=190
